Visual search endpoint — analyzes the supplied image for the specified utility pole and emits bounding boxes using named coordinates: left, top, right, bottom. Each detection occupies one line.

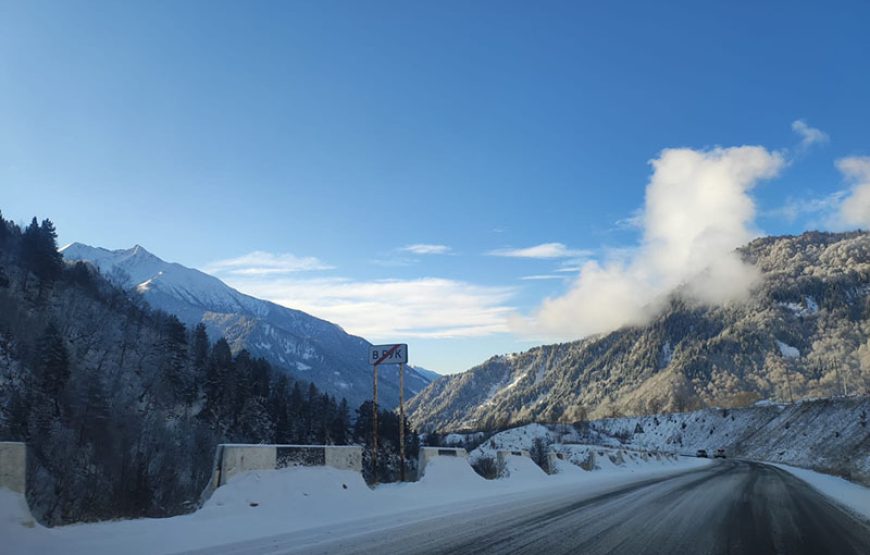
left=372, top=362, right=378, bottom=484
left=399, top=362, right=405, bottom=482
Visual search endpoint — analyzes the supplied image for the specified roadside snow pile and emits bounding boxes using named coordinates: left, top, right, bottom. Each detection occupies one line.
left=773, top=463, right=870, bottom=520
left=0, top=451, right=709, bottom=554
left=501, top=455, right=548, bottom=482
left=591, top=396, right=870, bottom=485
left=552, top=457, right=586, bottom=475
left=199, top=466, right=372, bottom=516
left=415, top=456, right=489, bottom=494
left=469, top=424, right=680, bottom=476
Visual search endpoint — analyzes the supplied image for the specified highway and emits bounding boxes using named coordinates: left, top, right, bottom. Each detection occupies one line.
left=184, top=460, right=870, bottom=555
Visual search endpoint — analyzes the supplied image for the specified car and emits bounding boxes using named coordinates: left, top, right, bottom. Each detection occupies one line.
left=696, top=449, right=708, bottom=458
left=714, top=448, right=726, bottom=459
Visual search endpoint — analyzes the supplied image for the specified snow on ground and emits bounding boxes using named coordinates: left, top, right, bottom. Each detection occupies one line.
left=500, top=454, right=548, bottom=481
left=776, top=340, right=800, bottom=358
left=2, top=452, right=707, bottom=554
left=589, top=396, right=870, bottom=485
left=773, top=463, right=870, bottom=520
left=467, top=423, right=680, bottom=474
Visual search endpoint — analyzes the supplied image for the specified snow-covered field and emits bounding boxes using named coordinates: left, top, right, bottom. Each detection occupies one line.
left=1, top=453, right=708, bottom=554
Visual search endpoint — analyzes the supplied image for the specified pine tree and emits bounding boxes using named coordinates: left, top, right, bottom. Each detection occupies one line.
left=38, top=218, right=64, bottom=280
left=288, top=382, right=305, bottom=442
left=269, top=374, right=292, bottom=444
left=331, top=398, right=351, bottom=445
left=35, top=323, right=70, bottom=417
left=0, top=209, right=7, bottom=245
left=21, top=217, right=63, bottom=283
left=191, top=323, right=209, bottom=378
left=203, top=338, right=233, bottom=423
left=159, top=315, right=188, bottom=401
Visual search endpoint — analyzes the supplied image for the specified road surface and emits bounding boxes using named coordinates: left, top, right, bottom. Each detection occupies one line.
left=183, top=460, right=870, bottom=555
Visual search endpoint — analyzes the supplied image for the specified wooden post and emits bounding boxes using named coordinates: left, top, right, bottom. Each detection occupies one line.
left=372, top=363, right=379, bottom=484
left=399, top=362, right=405, bottom=482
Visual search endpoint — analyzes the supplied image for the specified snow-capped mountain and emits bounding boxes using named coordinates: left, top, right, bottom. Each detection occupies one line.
left=61, top=242, right=434, bottom=409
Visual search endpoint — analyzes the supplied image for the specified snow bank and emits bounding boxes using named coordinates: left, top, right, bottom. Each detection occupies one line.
left=200, top=466, right=372, bottom=515
left=415, top=456, right=488, bottom=495
left=0, top=453, right=711, bottom=554
left=772, top=463, right=870, bottom=520
left=501, top=455, right=548, bottom=483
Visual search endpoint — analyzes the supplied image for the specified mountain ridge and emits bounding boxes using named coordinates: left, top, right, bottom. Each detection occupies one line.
left=60, top=242, right=433, bottom=409
left=408, top=231, right=870, bottom=431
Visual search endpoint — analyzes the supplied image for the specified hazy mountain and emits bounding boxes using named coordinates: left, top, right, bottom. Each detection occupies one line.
left=60, top=243, right=433, bottom=409
left=408, top=231, right=870, bottom=432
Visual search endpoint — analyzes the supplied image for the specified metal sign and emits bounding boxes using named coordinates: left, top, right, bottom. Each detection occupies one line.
left=369, top=344, right=408, bottom=365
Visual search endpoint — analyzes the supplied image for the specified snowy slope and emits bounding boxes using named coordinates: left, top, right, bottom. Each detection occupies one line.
left=588, top=396, right=870, bottom=485
left=455, top=397, right=869, bottom=485
left=2, top=455, right=708, bottom=554
left=60, top=243, right=432, bottom=408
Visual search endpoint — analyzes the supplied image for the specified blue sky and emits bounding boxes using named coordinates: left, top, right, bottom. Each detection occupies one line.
left=2, top=1, right=869, bottom=373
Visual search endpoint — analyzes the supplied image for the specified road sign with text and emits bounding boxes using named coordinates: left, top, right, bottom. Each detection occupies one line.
left=369, top=344, right=408, bottom=365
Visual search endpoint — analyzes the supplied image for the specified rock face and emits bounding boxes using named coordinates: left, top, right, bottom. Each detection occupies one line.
left=60, top=243, right=432, bottom=409
left=409, top=231, right=870, bottom=431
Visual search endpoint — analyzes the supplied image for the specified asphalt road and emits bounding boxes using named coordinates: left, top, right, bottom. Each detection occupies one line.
left=189, top=460, right=870, bottom=555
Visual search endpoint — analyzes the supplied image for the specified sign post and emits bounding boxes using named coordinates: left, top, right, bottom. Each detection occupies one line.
left=399, top=361, right=405, bottom=482
left=369, top=344, right=408, bottom=483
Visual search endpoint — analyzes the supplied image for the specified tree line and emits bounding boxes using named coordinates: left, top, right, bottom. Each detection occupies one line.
left=0, top=210, right=416, bottom=524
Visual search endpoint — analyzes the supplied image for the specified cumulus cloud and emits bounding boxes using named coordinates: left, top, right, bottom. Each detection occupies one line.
left=489, top=242, right=592, bottom=259
left=512, top=146, right=785, bottom=341
left=400, top=243, right=452, bottom=255
left=204, top=251, right=334, bottom=276
left=835, top=156, right=870, bottom=229
left=791, top=119, right=829, bottom=150
left=212, top=275, right=516, bottom=340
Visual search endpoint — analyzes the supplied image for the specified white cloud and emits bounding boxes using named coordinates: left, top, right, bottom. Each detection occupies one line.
left=835, top=156, right=870, bottom=229
left=513, top=146, right=785, bottom=341
left=488, top=242, right=592, bottom=259
left=613, top=209, right=644, bottom=231
left=766, top=191, right=846, bottom=224
left=204, top=251, right=334, bottom=276
left=791, top=119, right=829, bottom=150
left=400, top=243, right=452, bottom=255
left=520, top=274, right=565, bottom=281
left=213, top=273, right=516, bottom=340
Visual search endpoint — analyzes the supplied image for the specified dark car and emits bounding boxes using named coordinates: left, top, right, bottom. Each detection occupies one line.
left=696, top=449, right=708, bottom=458
left=714, top=448, right=726, bottom=459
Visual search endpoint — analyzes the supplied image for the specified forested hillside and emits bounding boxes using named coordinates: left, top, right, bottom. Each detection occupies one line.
left=0, top=211, right=390, bottom=524
left=60, top=242, right=433, bottom=410
left=409, top=232, right=870, bottom=431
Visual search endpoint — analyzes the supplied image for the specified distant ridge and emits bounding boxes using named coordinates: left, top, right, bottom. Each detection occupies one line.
left=62, top=242, right=434, bottom=408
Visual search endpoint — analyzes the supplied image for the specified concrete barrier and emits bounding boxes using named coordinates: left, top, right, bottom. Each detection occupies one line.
left=201, top=444, right=363, bottom=503
left=0, top=441, right=26, bottom=494
left=0, top=441, right=35, bottom=528
left=417, top=447, right=467, bottom=478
